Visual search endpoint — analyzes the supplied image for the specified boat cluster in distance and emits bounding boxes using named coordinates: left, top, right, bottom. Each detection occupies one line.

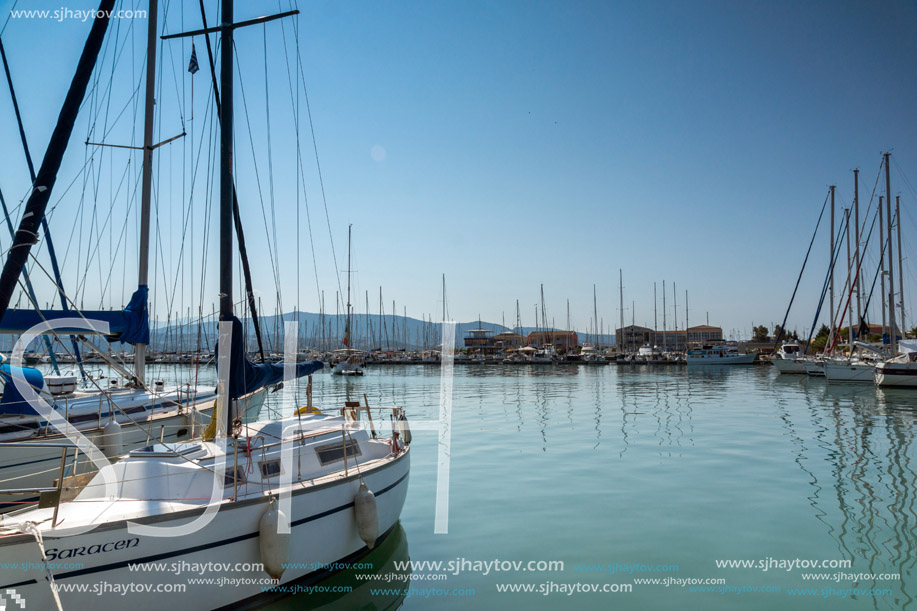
left=16, top=343, right=771, bottom=368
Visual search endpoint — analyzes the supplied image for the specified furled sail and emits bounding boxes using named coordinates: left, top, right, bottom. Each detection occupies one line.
left=217, top=316, right=322, bottom=401
left=0, top=286, right=149, bottom=345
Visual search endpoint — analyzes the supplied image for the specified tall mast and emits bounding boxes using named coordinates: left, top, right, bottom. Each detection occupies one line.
left=344, top=224, right=352, bottom=347
left=897, top=195, right=905, bottom=337
left=853, top=169, right=861, bottom=333
left=885, top=153, right=896, bottom=354
left=618, top=269, right=624, bottom=351
left=845, top=208, right=853, bottom=354
left=134, top=0, right=159, bottom=385
left=673, top=281, right=677, bottom=350
left=685, top=289, right=689, bottom=339
left=828, top=185, right=835, bottom=348
left=653, top=282, right=658, bottom=347
left=879, top=196, right=887, bottom=341
left=662, top=280, right=667, bottom=351
left=218, top=0, right=235, bottom=436
left=593, top=285, right=598, bottom=348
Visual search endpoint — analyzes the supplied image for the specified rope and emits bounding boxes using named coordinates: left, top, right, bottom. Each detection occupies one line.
left=21, top=521, right=64, bottom=611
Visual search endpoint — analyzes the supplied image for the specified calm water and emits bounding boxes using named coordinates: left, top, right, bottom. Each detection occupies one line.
left=120, top=363, right=917, bottom=609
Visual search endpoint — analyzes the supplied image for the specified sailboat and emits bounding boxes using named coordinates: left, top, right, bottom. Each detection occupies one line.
left=0, top=3, right=227, bottom=511
left=873, top=154, right=917, bottom=387
left=0, top=3, right=410, bottom=608
left=332, top=225, right=365, bottom=376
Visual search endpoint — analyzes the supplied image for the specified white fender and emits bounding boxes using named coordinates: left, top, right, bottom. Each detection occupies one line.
left=100, top=420, right=123, bottom=458
left=397, top=412, right=412, bottom=445
left=354, top=481, right=379, bottom=549
left=259, top=497, right=290, bottom=581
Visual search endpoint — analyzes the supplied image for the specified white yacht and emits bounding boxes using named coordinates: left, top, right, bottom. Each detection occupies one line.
left=0, top=408, right=410, bottom=609
left=0, top=360, right=217, bottom=511
left=823, top=343, right=886, bottom=383
left=332, top=350, right=365, bottom=376
left=875, top=341, right=917, bottom=387
left=771, top=341, right=807, bottom=374
left=686, top=344, right=756, bottom=365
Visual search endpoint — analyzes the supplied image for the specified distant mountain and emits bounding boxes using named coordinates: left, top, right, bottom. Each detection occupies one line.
left=4, top=312, right=615, bottom=353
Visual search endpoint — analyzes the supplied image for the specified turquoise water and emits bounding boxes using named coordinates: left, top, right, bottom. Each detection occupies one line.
left=275, top=364, right=916, bottom=610
left=76, top=362, right=916, bottom=609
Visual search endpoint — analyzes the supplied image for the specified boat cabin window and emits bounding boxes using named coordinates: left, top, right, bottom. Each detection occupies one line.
left=315, top=439, right=362, bottom=466
left=260, top=459, right=282, bottom=478
left=224, top=466, right=246, bottom=487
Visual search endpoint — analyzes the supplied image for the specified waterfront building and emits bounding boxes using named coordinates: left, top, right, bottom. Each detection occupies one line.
left=464, top=328, right=495, bottom=353
left=686, top=325, right=723, bottom=345
left=616, top=325, right=653, bottom=352
left=494, top=331, right=525, bottom=349
left=527, top=330, right=578, bottom=350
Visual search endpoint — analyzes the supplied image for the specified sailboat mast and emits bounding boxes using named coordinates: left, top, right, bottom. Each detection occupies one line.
left=345, top=224, right=352, bottom=347
left=828, top=185, right=835, bottom=348
left=662, top=280, right=667, bottom=352
left=673, top=281, right=678, bottom=349
left=219, top=0, right=235, bottom=321
left=885, top=153, right=896, bottom=354
left=618, top=269, right=623, bottom=352
left=845, top=208, right=853, bottom=354
left=593, top=284, right=598, bottom=348
left=134, top=0, right=159, bottom=385
left=880, top=196, right=887, bottom=340
left=653, top=282, right=658, bottom=347
left=897, top=195, right=905, bottom=336
left=853, top=169, right=861, bottom=332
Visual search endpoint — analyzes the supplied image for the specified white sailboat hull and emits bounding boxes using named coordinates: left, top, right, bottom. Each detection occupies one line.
left=875, top=363, right=917, bottom=387
left=0, top=450, right=409, bottom=610
left=803, top=361, right=825, bottom=376
left=823, top=361, right=876, bottom=383
left=0, top=388, right=216, bottom=512
left=772, top=358, right=807, bottom=374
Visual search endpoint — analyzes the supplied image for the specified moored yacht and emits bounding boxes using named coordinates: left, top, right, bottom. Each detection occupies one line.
left=771, top=341, right=807, bottom=374
left=823, top=343, right=886, bottom=383
left=875, top=341, right=917, bottom=387
left=804, top=358, right=826, bottom=377
left=686, top=344, right=756, bottom=365
left=0, top=405, right=410, bottom=609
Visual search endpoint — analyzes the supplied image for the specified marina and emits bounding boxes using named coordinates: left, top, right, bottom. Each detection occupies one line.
left=14, top=360, right=906, bottom=611
left=0, top=0, right=913, bottom=609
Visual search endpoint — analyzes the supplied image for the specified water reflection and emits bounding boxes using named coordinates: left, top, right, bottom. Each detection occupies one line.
left=263, top=522, right=410, bottom=610
left=777, top=376, right=917, bottom=609
left=615, top=368, right=695, bottom=457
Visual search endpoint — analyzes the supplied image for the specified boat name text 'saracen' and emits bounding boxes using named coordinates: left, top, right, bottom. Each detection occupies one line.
left=45, top=537, right=140, bottom=561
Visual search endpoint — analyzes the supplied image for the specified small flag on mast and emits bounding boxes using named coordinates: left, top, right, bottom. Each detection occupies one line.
left=188, top=43, right=199, bottom=74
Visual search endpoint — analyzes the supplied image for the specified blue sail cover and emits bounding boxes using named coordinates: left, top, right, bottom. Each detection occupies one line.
left=119, top=285, right=150, bottom=344
left=217, top=316, right=323, bottom=400
left=0, top=364, right=45, bottom=415
left=0, top=286, right=149, bottom=344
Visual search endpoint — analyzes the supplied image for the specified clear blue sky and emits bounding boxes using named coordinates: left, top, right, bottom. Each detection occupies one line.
left=0, top=0, right=915, bottom=340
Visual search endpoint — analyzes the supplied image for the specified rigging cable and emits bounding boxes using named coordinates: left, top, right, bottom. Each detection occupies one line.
left=772, top=190, right=829, bottom=348
left=195, top=0, right=266, bottom=362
